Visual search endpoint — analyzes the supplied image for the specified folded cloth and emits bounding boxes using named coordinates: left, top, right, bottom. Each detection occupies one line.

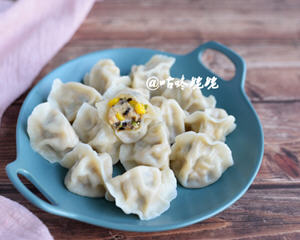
left=0, top=0, right=95, bottom=121
left=0, top=0, right=13, bottom=12
left=0, top=0, right=95, bottom=239
left=0, top=196, right=53, bottom=240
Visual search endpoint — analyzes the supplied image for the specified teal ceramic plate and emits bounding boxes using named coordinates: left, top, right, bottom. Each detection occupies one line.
left=6, top=41, right=264, bottom=232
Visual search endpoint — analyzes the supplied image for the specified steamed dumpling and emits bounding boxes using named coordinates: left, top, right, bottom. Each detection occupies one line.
left=96, top=88, right=160, bottom=144
left=48, top=78, right=101, bottom=122
left=60, top=143, right=88, bottom=168
left=185, top=108, right=236, bottom=141
left=105, top=166, right=177, bottom=220
left=150, top=96, right=186, bottom=143
left=27, top=102, right=79, bottom=163
left=72, top=103, right=121, bottom=164
left=120, top=121, right=171, bottom=170
left=170, top=132, right=233, bottom=188
left=72, top=103, right=100, bottom=143
left=84, top=59, right=131, bottom=95
left=162, top=80, right=216, bottom=113
left=64, top=143, right=112, bottom=197
left=130, top=55, right=175, bottom=98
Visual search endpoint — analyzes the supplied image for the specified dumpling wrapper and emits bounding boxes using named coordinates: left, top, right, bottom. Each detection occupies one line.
left=27, top=102, right=79, bottom=163
left=64, top=143, right=113, bottom=197
left=105, top=166, right=177, bottom=220
left=162, top=80, right=216, bottom=114
left=48, top=78, right=101, bottom=122
left=150, top=96, right=186, bottom=144
left=130, top=55, right=175, bottom=99
left=84, top=59, right=131, bottom=95
left=185, top=108, right=236, bottom=141
left=72, top=103, right=121, bottom=164
left=120, top=121, right=171, bottom=170
left=170, top=132, right=233, bottom=188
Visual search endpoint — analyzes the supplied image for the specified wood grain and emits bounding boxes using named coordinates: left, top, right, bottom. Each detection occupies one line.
left=0, top=0, right=300, bottom=239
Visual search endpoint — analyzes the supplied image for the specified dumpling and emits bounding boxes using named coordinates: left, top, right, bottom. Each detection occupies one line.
left=185, top=108, right=236, bottom=141
left=27, top=102, right=79, bottom=163
left=130, top=55, right=175, bottom=98
left=84, top=59, right=131, bottom=95
left=60, top=142, right=89, bottom=168
left=64, top=143, right=113, bottom=197
left=150, top=96, right=186, bottom=144
left=105, top=166, right=177, bottom=220
left=161, top=80, right=216, bottom=113
left=102, top=83, right=128, bottom=100
left=120, top=121, right=170, bottom=170
left=72, top=103, right=120, bottom=164
left=96, top=88, right=159, bottom=144
left=170, top=132, right=233, bottom=188
left=48, top=78, right=101, bottom=122
left=72, top=103, right=100, bottom=143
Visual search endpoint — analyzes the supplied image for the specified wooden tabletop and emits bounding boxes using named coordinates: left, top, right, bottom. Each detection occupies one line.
left=1, top=0, right=300, bottom=239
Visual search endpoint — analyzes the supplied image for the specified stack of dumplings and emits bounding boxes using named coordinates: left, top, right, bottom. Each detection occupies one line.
left=27, top=55, right=236, bottom=220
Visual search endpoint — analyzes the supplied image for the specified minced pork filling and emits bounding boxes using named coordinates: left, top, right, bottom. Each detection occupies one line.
left=107, top=95, right=147, bottom=131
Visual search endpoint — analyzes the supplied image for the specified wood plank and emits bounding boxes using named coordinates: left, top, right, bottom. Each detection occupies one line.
left=1, top=102, right=299, bottom=184
left=1, top=186, right=299, bottom=240
left=40, top=39, right=300, bottom=62
left=72, top=0, right=300, bottom=43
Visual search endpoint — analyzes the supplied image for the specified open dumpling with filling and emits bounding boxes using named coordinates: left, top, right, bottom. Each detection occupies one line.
left=48, top=78, right=101, bottom=122
left=84, top=59, right=131, bottom=95
left=185, top=108, right=236, bottom=141
left=105, top=166, right=177, bottom=220
left=162, top=79, right=216, bottom=114
left=150, top=96, right=186, bottom=144
left=120, top=121, right=170, bottom=170
left=96, top=88, right=160, bottom=144
left=27, top=102, right=79, bottom=163
left=170, top=132, right=233, bottom=188
left=64, top=143, right=113, bottom=197
left=130, top=55, right=175, bottom=98
left=72, top=103, right=121, bottom=164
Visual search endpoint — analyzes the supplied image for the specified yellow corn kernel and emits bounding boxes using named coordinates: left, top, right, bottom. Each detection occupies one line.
left=129, top=100, right=137, bottom=107
left=135, top=103, right=146, bottom=115
left=108, top=98, right=119, bottom=107
left=116, top=112, right=125, bottom=121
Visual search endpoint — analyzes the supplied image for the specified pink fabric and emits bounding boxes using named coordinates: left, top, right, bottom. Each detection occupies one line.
left=0, top=0, right=13, bottom=12
left=0, top=196, right=53, bottom=240
left=0, top=0, right=95, bottom=239
left=0, top=0, right=95, bottom=121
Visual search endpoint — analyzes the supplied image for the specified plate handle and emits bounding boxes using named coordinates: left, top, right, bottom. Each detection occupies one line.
left=6, top=161, right=58, bottom=211
left=191, top=41, right=246, bottom=89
